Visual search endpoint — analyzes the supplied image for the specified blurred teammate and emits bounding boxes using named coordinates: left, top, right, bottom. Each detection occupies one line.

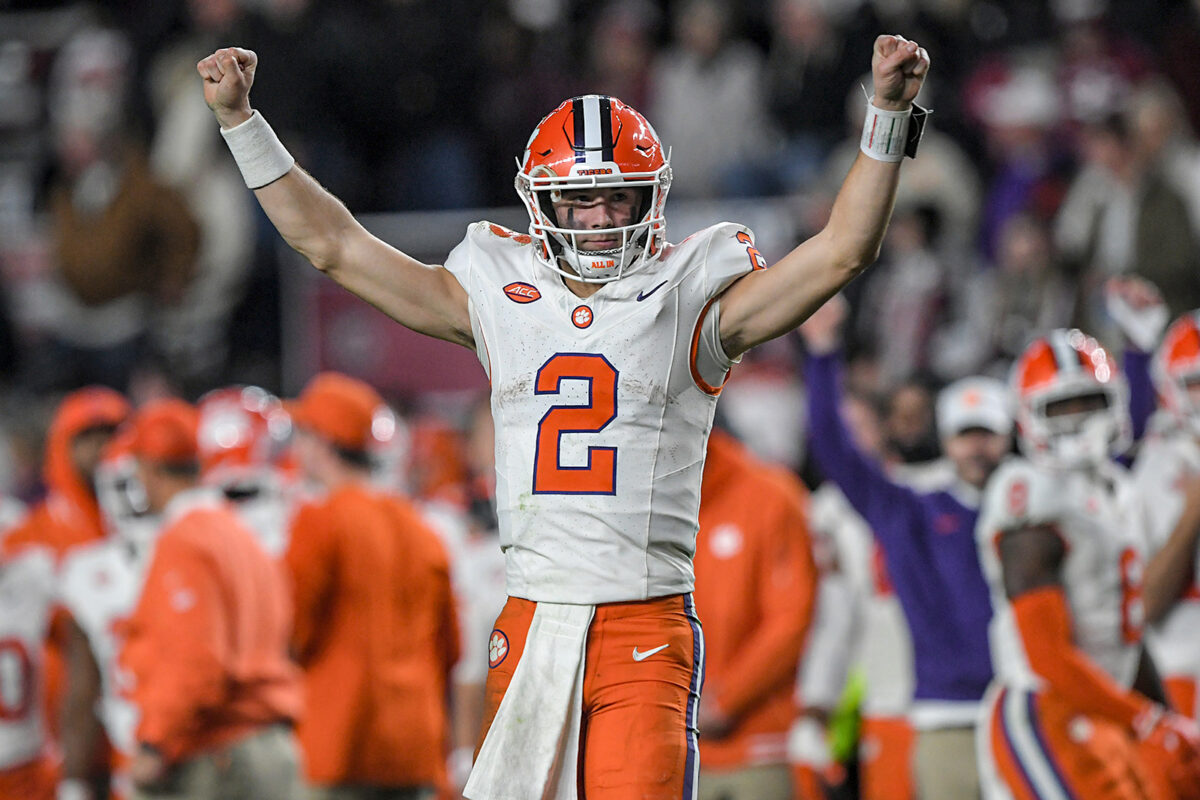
left=0, top=537, right=57, bottom=800
left=119, top=399, right=302, bottom=800
left=197, top=385, right=296, bottom=557
left=198, top=32, right=929, bottom=798
left=799, top=296, right=1007, bottom=800
left=284, top=372, right=460, bottom=800
left=1134, top=311, right=1200, bottom=720
left=693, top=427, right=817, bottom=800
left=58, top=431, right=160, bottom=800
left=2, top=387, right=130, bottom=797
left=6, top=387, right=130, bottom=559
left=976, top=329, right=1200, bottom=800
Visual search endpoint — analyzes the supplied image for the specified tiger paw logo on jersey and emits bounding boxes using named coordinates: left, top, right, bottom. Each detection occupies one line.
left=488, top=629, right=509, bottom=668
left=504, top=282, right=541, bottom=304
left=572, top=305, right=593, bottom=329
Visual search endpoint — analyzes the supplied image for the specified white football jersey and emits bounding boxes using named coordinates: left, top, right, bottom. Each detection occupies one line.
left=224, top=475, right=295, bottom=558
left=58, top=538, right=151, bottom=760
left=444, top=221, right=757, bottom=603
left=0, top=546, right=55, bottom=770
left=976, top=457, right=1146, bottom=691
left=1131, top=428, right=1200, bottom=686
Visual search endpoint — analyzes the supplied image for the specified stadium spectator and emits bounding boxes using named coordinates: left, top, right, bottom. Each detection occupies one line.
left=647, top=0, right=778, bottom=198
left=799, top=295, right=1010, bottom=800
left=36, top=27, right=199, bottom=392
left=693, top=427, right=817, bottom=800
left=284, top=372, right=460, bottom=799
left=120, top=399, right=302, bottom=800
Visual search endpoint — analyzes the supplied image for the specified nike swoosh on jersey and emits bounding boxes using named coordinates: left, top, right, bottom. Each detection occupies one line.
left=636, top=281, right=669, bottom=301
left=632, top=644, right=669, bottom=661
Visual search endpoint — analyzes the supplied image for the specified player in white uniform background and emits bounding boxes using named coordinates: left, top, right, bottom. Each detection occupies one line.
left=198, top=33, right=930, bottom=800
left=975, top=328, right=1200, bottom=800
left=196, top=385, right=297, bottom=558
left=57, top=432, right=161, bottom=800
left=1133, top=310, right=1200, bottom=722
left=0, top=538, right=57, bottom=800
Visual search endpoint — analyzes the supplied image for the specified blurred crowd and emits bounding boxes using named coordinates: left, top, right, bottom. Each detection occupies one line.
left=2, top=0, right=1200, bottom=798
left=0, top=0, right=1198, bottom=495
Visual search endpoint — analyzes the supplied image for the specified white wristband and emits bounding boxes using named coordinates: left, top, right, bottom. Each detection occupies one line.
left=219, top=110, right=295, bottom=189
left=860, top=102, right=911, bottom=163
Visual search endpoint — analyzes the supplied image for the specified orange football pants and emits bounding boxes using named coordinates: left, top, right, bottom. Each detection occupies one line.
left=983, top=686, right=1166, bottom=800
left=478, top=593, right=703, bottom=800
left=859, top=716, right=915, bottom=800
left=0, top=756, right=55, bottom=800
left=1164, top=676, right=1198, bottom=721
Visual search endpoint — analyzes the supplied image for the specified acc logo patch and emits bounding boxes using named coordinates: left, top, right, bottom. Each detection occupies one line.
left=572, top=305, right=594, bottom=329
left=488, top=629, right=509, bottom=668
left=504, top=282, right=541, bottom=304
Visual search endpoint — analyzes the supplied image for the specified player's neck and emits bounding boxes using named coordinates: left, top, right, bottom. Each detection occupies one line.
left=563, top=275, right=604, bottom=299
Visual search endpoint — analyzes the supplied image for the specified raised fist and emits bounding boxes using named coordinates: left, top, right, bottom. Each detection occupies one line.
left=871, top=35, right=930, bottom=111
left=196, top=47, right=257, bottom=129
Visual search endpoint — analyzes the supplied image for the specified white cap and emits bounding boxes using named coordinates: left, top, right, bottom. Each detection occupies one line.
left=936, top=376, right=1013, bottom=439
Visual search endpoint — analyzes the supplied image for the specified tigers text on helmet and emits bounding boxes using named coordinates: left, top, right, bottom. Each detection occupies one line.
left=1011, top=328, right=1131, bottom=470
left=1153, top=310, right=1200, bottom=437
left=515, top=94, right=671, bottom=283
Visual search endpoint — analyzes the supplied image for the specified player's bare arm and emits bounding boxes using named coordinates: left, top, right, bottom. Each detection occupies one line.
left=1143, top=474, right=1200, bottom=623
left=719, top=35, right=930, bottom=359
left=996, top=524, right=1065, bottom=599
left=197, top=48, right=472, bottom=348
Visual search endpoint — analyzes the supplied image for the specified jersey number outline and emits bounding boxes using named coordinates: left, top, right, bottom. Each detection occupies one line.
left=1118, top=547, right=1144, bottom=644
left=533, top=353, right=619, bottom=495
left=0, top=638, right=34, bottom=721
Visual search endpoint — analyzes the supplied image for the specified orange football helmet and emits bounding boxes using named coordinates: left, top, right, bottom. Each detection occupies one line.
left=196, top=386, right=292, bottom=487
left=515, top=94, right=671, bottom=283
left=1152, top=311, right=1200, bottom=435
left=1011, top=328, right=1131, bottom=468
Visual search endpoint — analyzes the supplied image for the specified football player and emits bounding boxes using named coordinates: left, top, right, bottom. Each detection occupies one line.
left=196, top=385, right=297, bottom=557
left=975, top=329, right=1200, bottom=800
left=1134, top=311, right=1200, bottom=722
left=198, top=33, right=930, bottom=799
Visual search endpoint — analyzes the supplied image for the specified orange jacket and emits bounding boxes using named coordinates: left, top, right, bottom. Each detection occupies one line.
left=285, top=483, right=460, bottom=787
left=693, top=430, right=818, bottom=769
left=121, top=490, right=300, bottom=763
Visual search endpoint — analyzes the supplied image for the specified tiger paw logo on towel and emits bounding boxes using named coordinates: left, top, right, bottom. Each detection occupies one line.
left=488, top=630, right=509, bottom=668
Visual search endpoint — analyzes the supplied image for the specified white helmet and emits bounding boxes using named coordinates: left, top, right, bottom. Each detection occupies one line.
left=1011, top=328, right=1131, bottom=469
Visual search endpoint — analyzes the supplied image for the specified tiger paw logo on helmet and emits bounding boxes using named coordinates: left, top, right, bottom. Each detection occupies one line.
left=488, top=629, right=509, bottom=668
left=515, top=94, right=672, bottom=285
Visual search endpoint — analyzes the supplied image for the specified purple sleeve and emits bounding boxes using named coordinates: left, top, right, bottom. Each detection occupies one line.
left=802, top=350, right=923, bottom=533
left=1124, top=348, right=1154, bottom=444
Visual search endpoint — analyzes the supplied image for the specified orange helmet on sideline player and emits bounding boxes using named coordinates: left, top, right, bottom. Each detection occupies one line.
left=515, top=95, right=671, bottom=283
left=197, top=386, right=292, bottom=487
left=1011, top=328, right=1131, bottom=469
left=1152, top=310, right=1200, bottom=436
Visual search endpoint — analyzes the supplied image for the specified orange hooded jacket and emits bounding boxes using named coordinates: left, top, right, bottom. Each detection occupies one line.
left=5, top=387, right=130, bottom=559
left=693, top=429, right=818, bottom=770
